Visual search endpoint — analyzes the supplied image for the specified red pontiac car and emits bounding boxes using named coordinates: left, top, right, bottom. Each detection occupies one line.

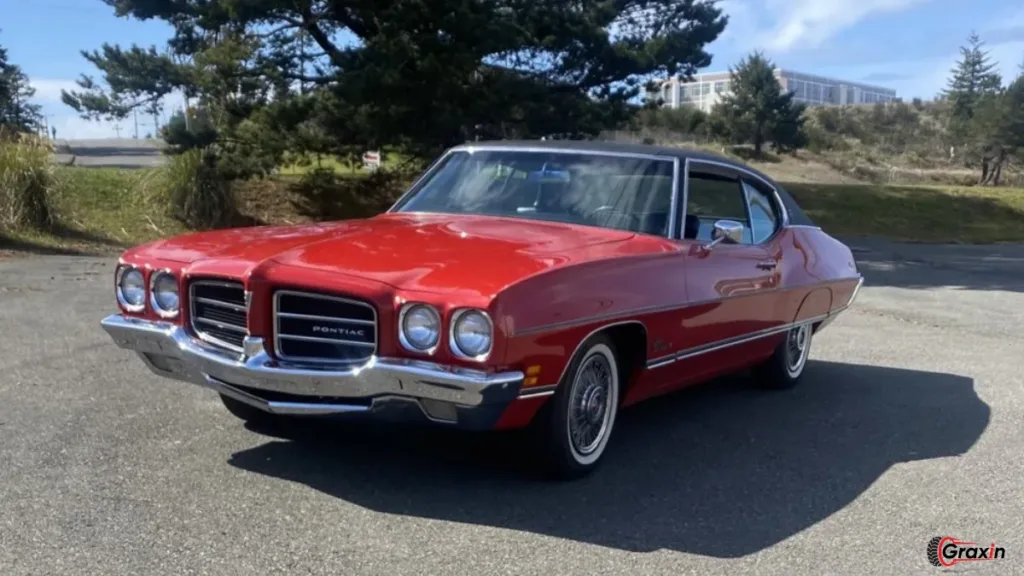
left=101, top=140, right=863, bottom=479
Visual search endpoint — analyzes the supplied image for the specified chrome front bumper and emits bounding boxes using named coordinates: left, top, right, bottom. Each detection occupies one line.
left=100, top=314, right=525, bottom=426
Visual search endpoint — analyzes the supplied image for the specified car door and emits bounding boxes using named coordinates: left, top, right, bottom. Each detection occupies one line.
left=670, top=161, right=781, bottom=384
left=742, top=175, right=825, bottom=337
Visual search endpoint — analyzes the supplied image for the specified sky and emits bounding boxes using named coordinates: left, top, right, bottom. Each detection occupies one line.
left=2, top=0, right=1023, bottom=139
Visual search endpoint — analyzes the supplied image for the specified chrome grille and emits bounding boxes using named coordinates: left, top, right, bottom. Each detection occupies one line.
left=274, top=290, right=377, bottom=365
left=189, top=280, right=248, bottom=352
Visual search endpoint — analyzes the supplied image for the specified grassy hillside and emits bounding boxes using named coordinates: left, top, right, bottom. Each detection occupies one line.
left=626, top=99, right=1024, bottom=188
left=4, top=164, right=1023, bottom=259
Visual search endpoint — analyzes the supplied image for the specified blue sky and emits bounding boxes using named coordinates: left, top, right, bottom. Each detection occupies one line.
left=4, top=0, right=1024, bottom=139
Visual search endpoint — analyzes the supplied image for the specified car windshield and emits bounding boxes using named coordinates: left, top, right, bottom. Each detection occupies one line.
left=393, top=149, right=676, bottom=236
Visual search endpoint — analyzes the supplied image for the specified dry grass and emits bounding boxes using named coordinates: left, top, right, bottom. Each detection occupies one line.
left=4, top=164, right=1024, bottom=259
left=0, top=134, right=57, bottom=229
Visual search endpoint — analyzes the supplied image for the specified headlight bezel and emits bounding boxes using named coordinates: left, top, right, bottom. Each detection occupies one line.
left=398, top=302, right=442, bottom=354
left=449, top=308, right=493, bottom=361
left=149, top=269, right=180, bottom=318
left=115, top=265, right=146, bottom=313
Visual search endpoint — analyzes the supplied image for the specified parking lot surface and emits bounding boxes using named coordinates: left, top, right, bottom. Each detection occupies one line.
left=1, top=242, right=1022, bottom=575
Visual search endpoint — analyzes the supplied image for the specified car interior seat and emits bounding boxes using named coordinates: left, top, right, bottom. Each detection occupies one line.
left=684, top=214, right=700, bottom=239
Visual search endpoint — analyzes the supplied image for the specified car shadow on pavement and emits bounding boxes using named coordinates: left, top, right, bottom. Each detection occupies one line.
left=227, top=360, right=989, bottom=558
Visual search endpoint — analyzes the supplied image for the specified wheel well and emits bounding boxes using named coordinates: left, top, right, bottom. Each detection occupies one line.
left=600, top=322, right=648, bottom=397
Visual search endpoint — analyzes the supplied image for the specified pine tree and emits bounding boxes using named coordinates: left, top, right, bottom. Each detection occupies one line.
left=942, top=32, right=1002, bottom=127
left=772, top=98, right=808, bottom=153
left=0, top=39, right=42, bottom=134
left=712, top=51, right=806, bottom=154
left=988, top=75, right=1024, bottom=184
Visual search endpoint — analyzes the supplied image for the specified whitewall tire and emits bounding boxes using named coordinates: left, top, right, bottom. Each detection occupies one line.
left=754, top=322, right=813, bottom=390
left=533, top=334, right=621, bottom=479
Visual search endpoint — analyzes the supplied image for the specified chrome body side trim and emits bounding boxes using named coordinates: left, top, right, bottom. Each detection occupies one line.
left=645, top=316, right=827, bottom=369
left=101, top=315, right=523, bottom=416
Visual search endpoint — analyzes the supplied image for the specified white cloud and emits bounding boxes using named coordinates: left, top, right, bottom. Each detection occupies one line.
left=29, top=78, right=81, bottom=103
left=763, top=0, right=931, bottom=52
left=719, top=0, right=934, bottom=54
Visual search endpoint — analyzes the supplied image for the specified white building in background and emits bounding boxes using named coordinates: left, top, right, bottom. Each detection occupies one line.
left=651, top=68, right=898, bottom=112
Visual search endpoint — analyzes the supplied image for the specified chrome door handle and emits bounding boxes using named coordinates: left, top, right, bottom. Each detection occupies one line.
left=756, top=260, right=777, bottom=270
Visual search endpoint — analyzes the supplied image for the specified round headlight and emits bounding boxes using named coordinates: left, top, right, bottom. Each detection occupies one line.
left=116, top=266, right=145, bottom=311
left=452, top=310, right=492, bottom=358
left=400, top=304, right=441, bottom=352
left=150, top=271, right=179, bottom=317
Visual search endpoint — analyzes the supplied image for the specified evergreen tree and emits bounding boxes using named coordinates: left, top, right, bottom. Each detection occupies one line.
left=942, top=32, right=1002, bottom=128
left=0, top=38, right=42, bottom=134
left=61, top=0, right=729, bottom=168
left=772, top=98, right=808, bottom=153
left=983, top=75, right=1024, bottom=184
left=712, top=51, right=806, bottom=154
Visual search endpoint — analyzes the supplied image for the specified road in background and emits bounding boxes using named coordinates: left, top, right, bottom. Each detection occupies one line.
left=1, top=242, right=1022, bottom=575
left=52, top=138, right=167, bottom=169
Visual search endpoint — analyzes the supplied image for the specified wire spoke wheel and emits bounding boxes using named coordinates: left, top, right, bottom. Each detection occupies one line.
left=567, top=352, right=614, bottom=459
left=785, top=323, right=811, bottom=377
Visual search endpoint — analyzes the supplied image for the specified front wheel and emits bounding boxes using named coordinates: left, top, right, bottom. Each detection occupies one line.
left=532, top=335, right=621, bottom=480
left=753, top=322, right=813, bottom=390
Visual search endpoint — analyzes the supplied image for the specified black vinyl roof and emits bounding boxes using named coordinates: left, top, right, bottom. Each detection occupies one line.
left=457, top=139, right=815, bottom=227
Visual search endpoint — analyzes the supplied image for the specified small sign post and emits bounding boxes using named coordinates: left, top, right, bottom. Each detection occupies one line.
left=362, top=150, right=381, bottom=171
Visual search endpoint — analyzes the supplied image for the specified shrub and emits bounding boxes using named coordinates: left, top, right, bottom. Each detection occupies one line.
left=805, top=124, right=850, bottom=153
left=162, top=147, right=238, bottom=230
left=291, top=166, right=416, bottom=221
left=0, top=131, right=56, bottom=229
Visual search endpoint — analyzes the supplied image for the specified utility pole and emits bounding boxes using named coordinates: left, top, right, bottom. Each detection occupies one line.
left=114, top=124, right=121, bottom=138
left=133, top=109, right=139, bottom=139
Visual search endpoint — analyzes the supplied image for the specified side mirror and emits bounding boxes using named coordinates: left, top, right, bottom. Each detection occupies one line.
left=705, top=219, right=744, bottom=249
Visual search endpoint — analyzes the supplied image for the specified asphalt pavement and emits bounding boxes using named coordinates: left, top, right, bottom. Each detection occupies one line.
left=1, top=241, right=1022, bottom=575
left=52, top=138, right=167, bottom=169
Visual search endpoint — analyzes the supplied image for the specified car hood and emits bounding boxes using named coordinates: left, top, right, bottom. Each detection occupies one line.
left=128, top=213, right=644, bottom=296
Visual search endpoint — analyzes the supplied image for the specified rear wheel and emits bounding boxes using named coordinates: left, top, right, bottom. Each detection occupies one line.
left=753, top=322, right=812, bottom=390
left=532, top=334, right=621, bottom=480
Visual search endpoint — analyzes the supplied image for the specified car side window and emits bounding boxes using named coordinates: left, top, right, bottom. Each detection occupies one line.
left=742, top=179, right=780, bottom=244
left=684, top=171, right=752, bottom=243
